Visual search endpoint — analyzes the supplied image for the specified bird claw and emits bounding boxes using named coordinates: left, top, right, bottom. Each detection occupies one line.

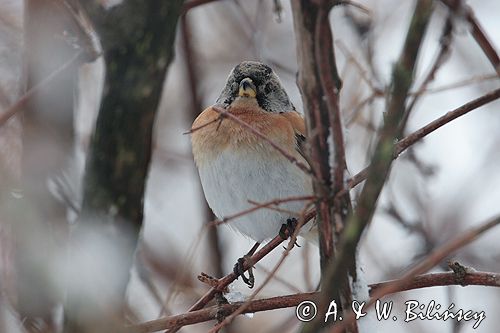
left=279, top=217, right=299, bottom=240
left=233, top=255, right=255, bottom=288
left=280, top=218, right=301, bottom=249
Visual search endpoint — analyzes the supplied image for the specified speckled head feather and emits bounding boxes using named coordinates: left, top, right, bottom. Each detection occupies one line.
left=216, top=61, right=295, bottom=113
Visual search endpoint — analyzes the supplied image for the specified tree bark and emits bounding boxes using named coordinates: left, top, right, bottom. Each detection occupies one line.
left=63, top=1, right=184, bottom=332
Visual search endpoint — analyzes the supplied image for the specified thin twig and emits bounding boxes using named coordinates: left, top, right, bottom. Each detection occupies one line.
left=343, top=87, right=500, bottom=193
left=255, top=264, right=304, bottom=293
left=182, top=0, right=223, bottom=14
left=185, top=116, right=222, bottom=134
left=395, top=87, right=500, bottom=156
left=339, top=0, right=370, bottom=14
left=210, top=106, right=313, bottom=175
left=57, top=0, right=102, bottom=61
left=208, top=202, right=314, bottom=332
left=185, top=105, right=313, bottom=176
left=418, top=74, right=498, bottom=95
left=441, top=0, right=500, bottom=75
left=165, top=210, right=316, bottom=332
left=210, top=196, right=315, bottom=227
left=247, top=199, right=311, bottom=217
left=0, top=51, right=82, bottom=127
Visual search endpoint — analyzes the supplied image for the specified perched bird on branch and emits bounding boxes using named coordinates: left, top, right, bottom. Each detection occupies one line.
left=191, top=61, right=314, bottom=287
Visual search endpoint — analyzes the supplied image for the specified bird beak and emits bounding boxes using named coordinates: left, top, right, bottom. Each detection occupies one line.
left=238, top=78, right=257, bottom=98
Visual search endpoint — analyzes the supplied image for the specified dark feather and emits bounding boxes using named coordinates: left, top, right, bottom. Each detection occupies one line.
left=295, top=132, right=307, bottom=160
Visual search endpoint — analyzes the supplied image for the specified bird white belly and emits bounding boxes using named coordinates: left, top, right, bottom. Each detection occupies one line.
left=198, top=148, right=312, bottom=242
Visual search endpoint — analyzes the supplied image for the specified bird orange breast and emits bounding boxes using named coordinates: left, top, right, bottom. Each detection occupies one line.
left=191, top=104, right=298, bottom=167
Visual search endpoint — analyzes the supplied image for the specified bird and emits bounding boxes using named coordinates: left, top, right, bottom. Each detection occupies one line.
left=190, top=61, right=314, bottom=287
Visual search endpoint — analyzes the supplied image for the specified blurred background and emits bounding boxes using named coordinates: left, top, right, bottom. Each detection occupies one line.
left=0, top=0, right=499, bottom=332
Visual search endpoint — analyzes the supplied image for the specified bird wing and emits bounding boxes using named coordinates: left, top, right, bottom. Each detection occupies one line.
left=280, top=111, right=307, bottom=160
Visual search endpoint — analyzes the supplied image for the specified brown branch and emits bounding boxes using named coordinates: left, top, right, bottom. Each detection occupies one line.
left=346, top=72, right=498, bottom=127
left=0, top=51, right=82, bottom=127
left=395, top=87, right=500, bottom=155
left=420, top=74, right=498, bottom=95
left=344, top=87, right=500, bottom=193
left=442, top=0, right=500, bottom=75
left=208, top=204, right=313, bottom=332
left=182, top=0, right=223, bottom=14
left=187, top=107, right=312, bottom=176
left=185, top=117, right=222, bottom=134
left=331, top=214, right=500, bottom=333
left=130, top=270, right=500, bottom=332
left=313, top=3, right=358, bottom=332
left=165, top=210, right=316, bottom=332
left=131, top=292, right=316, bottom=333
left=210, top=196, right=315, bottom=227
left=255, top=264, right=304, bottom=293
left=315, top=5, right=346, bottom=192
left=56, top=0, right=102, bottom=61
left=369, top=271, right=500, bottom=293
left=163, top=195, right=314, bottom=330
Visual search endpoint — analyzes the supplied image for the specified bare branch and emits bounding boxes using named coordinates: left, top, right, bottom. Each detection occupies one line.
left=345, top=87, right=500, bottom=194
left=182, top=0, right=222, bottom=14
left=130, top=270, right=500, bottom=332
left=210, top=106, right=313, bottom=175
left=442, top=0, right=500, bottom=75
left=331, top=214, right=500, bottom=333
left=210, top=196, right=315, bottom=227
left=208, top=203, right=313, bottom=332
left=0, top=51, right=82, bottom=127
left=165, top=210, right=315, bottom=332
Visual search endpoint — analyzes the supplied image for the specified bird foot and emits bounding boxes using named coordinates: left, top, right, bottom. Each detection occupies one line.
left=279, top=218, right=301, bottom=248
left=233, top=255, right=255, bottom=288
left=279, top=218, right=299, bottom=239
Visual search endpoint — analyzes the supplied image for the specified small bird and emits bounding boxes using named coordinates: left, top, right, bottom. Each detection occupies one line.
left=191, top=61, right=313, bottom=286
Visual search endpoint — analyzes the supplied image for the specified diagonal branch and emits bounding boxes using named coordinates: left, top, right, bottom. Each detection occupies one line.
left=441, top=0, right=500, bottom=75
left=345, top=87, right=500, bottom=192
left=182, top=0, right=221, bottom=14
left=131, top=269, right=500, bottom=332
left=208, top=203, right=314, bottom=333
left=0, top=51, right=83, bottom=127
left=165, top=210, right=315, bottom=332
left=210, top=106, right=313, bottom=175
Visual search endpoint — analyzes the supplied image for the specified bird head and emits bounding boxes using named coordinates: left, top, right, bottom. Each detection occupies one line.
left=216, top=61, right=294, bottom=113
